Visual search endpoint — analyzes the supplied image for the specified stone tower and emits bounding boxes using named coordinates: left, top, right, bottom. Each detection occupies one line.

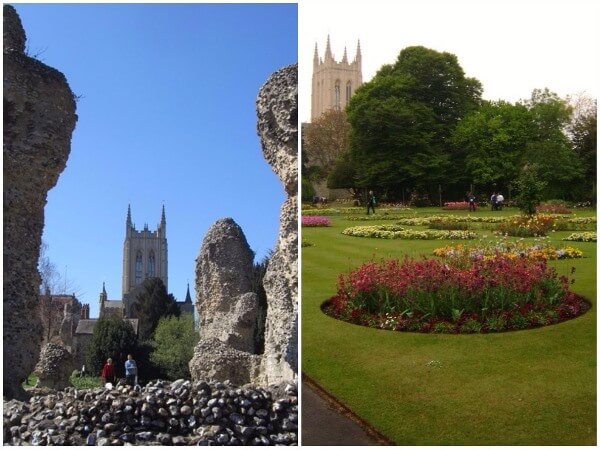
left=311, top=36, right=362, bottom=121
left=122, top=205, right=168, bottom=297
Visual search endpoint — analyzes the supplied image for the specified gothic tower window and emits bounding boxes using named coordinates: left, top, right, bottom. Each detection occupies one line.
left=334, top=80, right=341, bottom=110
left=148, top=251, right=155, bottom=277
left=346, top=81, right=352, bottom=106
left=135, top=251, right=142, bottom=285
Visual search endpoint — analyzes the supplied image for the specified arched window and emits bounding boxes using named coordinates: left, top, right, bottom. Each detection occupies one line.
left=346, top=81, right=352, bottom=106
left=334, top=80, right=341, bottom=110
left=148, top=251, right=155, bottom=277
left=135, top=251, right=142, bottom=285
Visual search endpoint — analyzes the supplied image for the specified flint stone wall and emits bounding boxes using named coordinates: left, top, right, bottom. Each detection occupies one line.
left=195, top=218, right=258, bottom=353
left=34, top=343, right=73, bottom=391
left=3, top=4, right=77, bottom=399
left=256, top=64, right=298, bottom=384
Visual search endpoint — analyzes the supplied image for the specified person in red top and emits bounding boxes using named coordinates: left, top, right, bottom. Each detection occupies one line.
left=101, top=358, right=116, bottom=385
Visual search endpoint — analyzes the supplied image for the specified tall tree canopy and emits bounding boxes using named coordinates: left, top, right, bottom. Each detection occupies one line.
left=132, top=277, right=180, bottom=342
left=568, top=95, right=597, bottom=200
left=346, top=46, right=482, bottom=192
left=86, top=316, right=137, bottom=374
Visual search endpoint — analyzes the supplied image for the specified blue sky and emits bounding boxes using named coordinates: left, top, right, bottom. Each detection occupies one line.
left=14, top=3, right=298, bottom=317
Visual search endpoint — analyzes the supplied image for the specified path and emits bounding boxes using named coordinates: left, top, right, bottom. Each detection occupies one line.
left=301, top=378, right=389, bottom=446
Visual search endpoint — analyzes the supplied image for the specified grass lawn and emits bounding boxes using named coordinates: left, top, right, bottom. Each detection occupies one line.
left=302, top=206, right=596, bottom=445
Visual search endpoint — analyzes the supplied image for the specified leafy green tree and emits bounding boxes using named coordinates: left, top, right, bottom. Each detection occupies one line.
left=301, top=177, right=316, bottom=202
left=86, top=316, right=137, bottom=375
left=150, top=314, right=198, bottom=380
left=513, top=164, right=547, bottom=215
left=568, top=96, right=596, bottom=201
left=346, top=46, right=482, bottom=191
left=132, top=277, right=180, bottom=342
left=523, top=89, right=584, bottom=199
left=452, top=101, right=533, bottom=189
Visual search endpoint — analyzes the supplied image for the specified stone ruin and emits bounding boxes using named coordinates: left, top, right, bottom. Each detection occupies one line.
left=190, top=64, right=298, bottom=386
left=3, top=4, right=78, bottom=400
left=34, top=343, right=74, bottom=391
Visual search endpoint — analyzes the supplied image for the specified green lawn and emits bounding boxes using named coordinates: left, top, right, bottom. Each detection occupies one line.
left=302, top=206, right=596, bottom=445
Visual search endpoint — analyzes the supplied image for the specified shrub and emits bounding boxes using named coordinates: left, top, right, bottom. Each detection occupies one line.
left=150, top=314, right=198, bottom=380
left=514, top=164, right=547, bottom=215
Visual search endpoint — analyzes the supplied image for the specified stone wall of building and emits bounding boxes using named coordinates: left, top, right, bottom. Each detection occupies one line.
left=256, top=64, right=298, bottom=384
left=3, top=4, right=77, bottom=399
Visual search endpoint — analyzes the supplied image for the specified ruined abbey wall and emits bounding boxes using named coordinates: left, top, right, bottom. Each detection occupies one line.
left=3, top=5, right=77, bottom=399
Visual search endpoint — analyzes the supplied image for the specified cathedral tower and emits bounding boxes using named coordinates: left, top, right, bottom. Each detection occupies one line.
left=122, top=205, right=168, bottom=297
left=311, top=36, right=362, bottom=121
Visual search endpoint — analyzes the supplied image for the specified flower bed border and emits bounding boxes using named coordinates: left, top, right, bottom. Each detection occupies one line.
left=321, top=295, right=591, bottom=334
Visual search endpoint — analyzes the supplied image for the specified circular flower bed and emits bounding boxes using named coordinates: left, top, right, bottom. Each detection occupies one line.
left=323, top=255, right=589, bottom=333
left=301, top=215, right=331, bottom=227
left=563, top=232, right=596, bottom=242
left=396, top=216, right=511, bottom=226
left=342, top=225, right=476, bottom=240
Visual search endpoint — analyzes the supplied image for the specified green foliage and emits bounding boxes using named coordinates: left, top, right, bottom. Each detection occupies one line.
left=150, top=314, right=198, bottom=380
left=452, top=101, right=532, bottom=188
left=133, top=278, right=180, bottom=342
left=327, top=157, right=357, bottom=190
left=569, top=97, right=596, bottom=200
left=346, top=46, right=481, bottom=190
left=513, top=164, right=547, bottom=215
left=252, top=252, right=271, bottom=354
left=86, top=316, right=137, bottom=375
left=70, top=375, right=103, bottom=389
left=301, top=177, right=316, bottom=202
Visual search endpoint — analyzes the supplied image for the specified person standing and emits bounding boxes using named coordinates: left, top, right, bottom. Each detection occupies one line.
left=124, top=354, right=138, bottom=386
left=490, top=193, right=497, bottom=211
left=467, top=192, right=476, bottom=212
left=496, top=192, right=504, bottom=210
left=100, top=358, right=116, bottom=385
left=367, top=190, right=376, bottom=215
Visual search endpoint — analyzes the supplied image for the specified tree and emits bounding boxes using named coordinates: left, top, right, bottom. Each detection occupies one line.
left=150, top=314, right=198, bottom=380
left=523, top=89, right=584, bottom=199
left=513, top=164, right=547, bottom=215
left=303, top=109, right=351, bottom=176
left=452, top=100, right=533, bottom=189
left=86, top=316, right=137, bottom=375
left=568, top=95, right=597, bottom=201
left=346, top=46, right=482, bottom=193
left=132, top=278, right=180, bottom=342
left=38, top=242, right=82, bottom=344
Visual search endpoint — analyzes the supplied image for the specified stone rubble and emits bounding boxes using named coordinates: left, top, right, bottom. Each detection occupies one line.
left=3, top=379, right=298, bottom=446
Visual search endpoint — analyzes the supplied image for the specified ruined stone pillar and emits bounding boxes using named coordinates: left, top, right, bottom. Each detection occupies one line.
left=256, top=64, right=298, bottom=383
left=3, top=5, right=77, bottom=399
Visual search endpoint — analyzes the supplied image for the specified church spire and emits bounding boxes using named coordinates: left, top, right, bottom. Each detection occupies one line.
left=126, top=204, right=132, bottom=227
left=355, top=39, right=362, bottom=63
left=313, top=42, right=319, bottom=67
left=161, top=204, right=166, bottom=226
left=342, top=46, right=348, bottom=64
left=184, top=283, right=192, bottom=304
left=324, top=34, right=333, bottom=62
left=102, top=282, right=106, bottom=295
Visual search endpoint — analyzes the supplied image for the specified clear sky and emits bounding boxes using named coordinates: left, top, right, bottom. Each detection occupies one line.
left=299, top=0, right=599, bottom=122
left=13, top=3, right=297, bottom=317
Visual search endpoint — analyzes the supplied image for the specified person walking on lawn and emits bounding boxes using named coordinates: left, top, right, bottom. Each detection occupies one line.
left=367, top=190, right=376, bottom=215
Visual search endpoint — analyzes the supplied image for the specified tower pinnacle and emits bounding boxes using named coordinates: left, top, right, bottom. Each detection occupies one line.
left=342, top=46, right=348, bottom=64
left=313, top=42, right=319, bottom=67
left=325, top=34, right=333, bottom=61
left=126, top=204, right=132, bottom=227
